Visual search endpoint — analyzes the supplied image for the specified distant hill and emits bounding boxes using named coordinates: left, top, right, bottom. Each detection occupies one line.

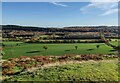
left=1, top=25, right=118, bottom=33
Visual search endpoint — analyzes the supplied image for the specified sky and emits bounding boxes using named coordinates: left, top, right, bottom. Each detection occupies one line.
left=2, top=2, right=118, bottom=27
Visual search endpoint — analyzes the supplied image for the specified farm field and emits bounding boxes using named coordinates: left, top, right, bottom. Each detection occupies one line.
left=2, top=41, right=119, bottom=59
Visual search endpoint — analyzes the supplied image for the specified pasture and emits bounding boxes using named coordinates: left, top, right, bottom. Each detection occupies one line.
left=2, top=41, right=118, bottom=59
left=4, top=60, right=118, bottom=81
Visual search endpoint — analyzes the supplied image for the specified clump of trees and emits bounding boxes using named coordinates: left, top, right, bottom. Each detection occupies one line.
left=26, top=40, right=105, bottom=43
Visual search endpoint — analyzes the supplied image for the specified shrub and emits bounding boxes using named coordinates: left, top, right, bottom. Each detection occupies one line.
left=43, top=46, right=48, bottom=50
left=75, top=46, right=78, bottom=50
left=96, top=45, right=100, bottom=48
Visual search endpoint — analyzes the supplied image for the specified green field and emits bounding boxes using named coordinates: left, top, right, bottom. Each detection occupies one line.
left=2, top=41, right=118, bottom=59
left=4, top=60, right=118, bottom=81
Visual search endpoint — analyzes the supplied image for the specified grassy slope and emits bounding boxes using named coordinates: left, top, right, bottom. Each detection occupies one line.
left=3, top=41, right=118, bottom=59
left=5, top=60, right=118, bottom=81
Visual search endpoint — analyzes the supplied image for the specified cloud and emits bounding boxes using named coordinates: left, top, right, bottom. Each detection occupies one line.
left=50, top=2, right=68, bottom=7
left=100, top=8, right=118, bottom=16
left=90, top=0, right=119, bottom=2
left=80, top=0, right=119, bottom=16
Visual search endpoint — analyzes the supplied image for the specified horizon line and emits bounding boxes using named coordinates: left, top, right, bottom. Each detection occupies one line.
left=1, top=24, right=118, bottom=28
